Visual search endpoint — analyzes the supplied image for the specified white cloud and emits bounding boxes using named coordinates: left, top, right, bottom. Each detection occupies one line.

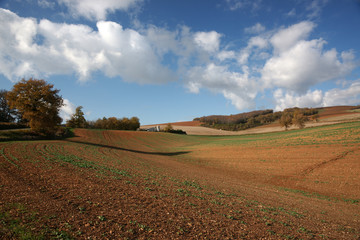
left=262, top=21, right=356, bottom=93
left=237, top=36, right=268, bottom=64
left=145, top=25, right=180, bottom=56
left=217, top=50, right=236, bottom=61
left=262, top=39, right=355, bottom=92
left=248, top=36, right=268, bottom=49
left=0, top=9, right=174, bottom=84
left=273, top=89, right=323, bottom=111
left=225, top=0, right=262, bottom=11
left=244, top=23, right=265, bottom=34
left=149, top=20, right=357, bottom=112
left=323, top=81, right=360, bottom=106
left=38, top=0, right=55, bottom=9
left=58, top=0, right=142, bottom=21
left=270, top=21, right=314, bottom=54
left=306, top=0, right=328, bottom=19
left=9, top=16, right=38, bottom=54
left=95, top=21, right=175, bottom=83
left=0, top=9, right=39, bottom=80
left=230, top=20, right=357, bottom=110
left=60, top=99, right=76, bottom=122
left=186, top=63, right=258, bottom=110
left=274, top=80, right=360, bottom=111
left=238, top=50, right=250, bottom=65
left=194, top=31, right=222, bottom=53
left=1, top=8, right=358, bottom=113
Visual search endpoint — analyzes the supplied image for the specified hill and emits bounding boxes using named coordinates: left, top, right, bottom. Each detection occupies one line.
left=141, top=106, right=360, bottom=135
left=1, top=123, right=360, bottom=239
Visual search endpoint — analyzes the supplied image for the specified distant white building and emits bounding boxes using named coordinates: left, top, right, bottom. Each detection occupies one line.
left=146, top=125, right=161, bottom=132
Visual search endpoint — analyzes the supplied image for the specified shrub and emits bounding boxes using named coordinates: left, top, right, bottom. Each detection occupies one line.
left=163, top=124, right=186, bottom=134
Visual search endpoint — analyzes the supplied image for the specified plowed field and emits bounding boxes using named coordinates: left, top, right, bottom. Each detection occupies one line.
left=1, top=122, right=360, bottom=239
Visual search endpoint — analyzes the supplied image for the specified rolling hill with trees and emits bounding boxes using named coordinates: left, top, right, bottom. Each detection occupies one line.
left=194, top=107, right=321, bottom=131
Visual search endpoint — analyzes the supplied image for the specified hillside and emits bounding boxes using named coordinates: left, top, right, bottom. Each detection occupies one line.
left=1, top=123, right=360, bottom=239
left=142, top=106, right=360, bottom=135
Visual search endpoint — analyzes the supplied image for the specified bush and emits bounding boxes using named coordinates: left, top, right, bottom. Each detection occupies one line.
left=163, top=124, right=186, bottom=134
left=55, top=127, right=74, bottom=138
left=166, top=129, right=187, bottom=135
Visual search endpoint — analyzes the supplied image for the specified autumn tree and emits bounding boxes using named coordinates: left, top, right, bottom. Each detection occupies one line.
left=292, top=110, right=307, bottom=129
left=107, top=117, right=119, bottom=129
left=6, top=78, right=63, bottom=135
left=279, top=112, right=293, bottom=130
left=129, top=117, right=140, bottom=130
left=66, top=106, right=87, bottom=128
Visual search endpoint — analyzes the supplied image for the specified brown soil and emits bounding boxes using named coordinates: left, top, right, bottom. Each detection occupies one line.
left=1, top=122, right=360, bottom=239
left=318, top=106, right=358, bottom=119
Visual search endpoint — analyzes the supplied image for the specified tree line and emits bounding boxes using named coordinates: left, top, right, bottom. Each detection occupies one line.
left=0, top=78, right=140, bottom=135
left=195, top=108, right=319, bottom=131
left=65, top=106, right=140, bottom=130
left=194, top=109, right=280, bottom=131
left=85, top=117, right=140, bottom=130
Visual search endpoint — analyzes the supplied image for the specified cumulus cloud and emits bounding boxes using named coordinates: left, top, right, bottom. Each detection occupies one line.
left=262, top=21, right=356, bottom=92
left=217, top=50, right=236, bottom=61
left=273, top=89, right=324, bottom=111
left=186, top=64, right=258, bottom=109
left=144, top=25, right=199, bottom=62
left=145, top=25, right=180, bottom=56
left=194, top=31, right=222, bottom=53
left=94, top=21, right=174, bottom=83
left=262, top=39, right=355, bottom=92
left=273, top=80, right=360, bottom=111
left=244, top=23, right=265, bottom=34
left=0, top=8, right=358, bottom=113
left=238, top=36, right=268, bottom=64
left=0, top=8, right=174, bottom=84
left=186, top=20, right=358, bottom=111
left=266, top=22, right=358, bottom=109
left=58, top=0, right=142, bottom=21
left=0, top=9, right=39, bottom=80
left=323, top=81, right=360, bottom=106
left=270, top=21, right=314, bottom=54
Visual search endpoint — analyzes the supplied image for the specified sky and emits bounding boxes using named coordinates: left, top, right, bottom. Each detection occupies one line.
left=0, top=0, right=360, bottom=125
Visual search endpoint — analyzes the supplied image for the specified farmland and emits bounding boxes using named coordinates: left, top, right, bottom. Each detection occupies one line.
left=1, top=122, right=360, bottom=239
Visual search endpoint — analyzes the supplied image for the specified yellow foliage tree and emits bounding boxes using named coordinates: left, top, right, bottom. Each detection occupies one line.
left=293, top=110, right=307, bottom=129
left=164, top=123, right=173, bottom=132
left=66, top=106, right=87, bottom=128
left=6, top=78, right=63, bottom=135
left=279, top=112, right=292, bottom=130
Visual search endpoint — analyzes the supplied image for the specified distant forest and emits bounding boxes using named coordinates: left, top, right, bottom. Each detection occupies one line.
left=194, top=108, right=320, bottom=131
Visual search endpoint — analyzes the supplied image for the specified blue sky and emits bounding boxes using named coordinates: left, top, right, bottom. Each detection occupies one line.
left=0, top=0, right=359, bottom=125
